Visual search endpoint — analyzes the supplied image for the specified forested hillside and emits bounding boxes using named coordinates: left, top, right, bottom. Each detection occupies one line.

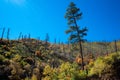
left=0, top=38, right=120, bottom=80
left=0, top=0, right=120, bottom=80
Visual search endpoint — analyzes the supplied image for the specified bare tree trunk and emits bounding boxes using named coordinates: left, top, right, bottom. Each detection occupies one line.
left=7, top=28, right=10, bottom=41
left=28, top=33, right=31, bottom=40
left=62, top=42, right=65, bottom=53
left=18, top=32, right=22, bottom=40
left=54, top=38, right=56, bottom=44
left=1, top=27, right=5, bottom=40
left=115, top=40, right=118, bottom=53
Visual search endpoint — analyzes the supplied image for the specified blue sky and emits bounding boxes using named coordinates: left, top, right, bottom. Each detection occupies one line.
left=0, top=0, right=120, bottom=42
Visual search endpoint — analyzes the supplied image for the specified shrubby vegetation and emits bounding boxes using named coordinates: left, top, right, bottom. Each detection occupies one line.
left=87, top=52, right=120, bottom=80
left=42, top=62, right=87, bottom=80
left=0, top=39, right=120, bottom=80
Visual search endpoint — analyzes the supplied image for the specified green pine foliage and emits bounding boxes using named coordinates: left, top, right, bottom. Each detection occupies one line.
left=65, top=2, right=88, bottom=43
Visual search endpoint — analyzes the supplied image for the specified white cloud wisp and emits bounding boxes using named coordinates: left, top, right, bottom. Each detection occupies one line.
left=5, top=0, right=26, bottom=6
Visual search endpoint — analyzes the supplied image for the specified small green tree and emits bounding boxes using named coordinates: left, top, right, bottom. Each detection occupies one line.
left=65, top=2, right=88, bottom=70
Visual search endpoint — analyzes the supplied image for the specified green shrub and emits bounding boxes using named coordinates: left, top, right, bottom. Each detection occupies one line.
left=43, top=65, right=58, bottom=80
left=88, top=57, right=106, bottom=76
left=12, top=54, right=21, bottom=62
left=88, top=52, right=120, bottom=77
left=20, top=60, right=27, bottom=66
left=5, top=52, right=11, bottom=57
left=31, top=74, right=37, bottom=80
left=0, top=54, right=6, bottom=61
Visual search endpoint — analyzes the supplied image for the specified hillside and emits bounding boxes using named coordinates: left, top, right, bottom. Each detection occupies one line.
left=0, top=39, right=120, bottom=80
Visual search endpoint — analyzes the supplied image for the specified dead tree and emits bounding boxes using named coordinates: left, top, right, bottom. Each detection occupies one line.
left=1, top=27, right=5, bottom=40
left=115, top=40, right=118, bottom=53
left=7, top=28, right=10, bottom=41
left=28, top=33, right=31, bottom=40
left=18, top=32, right=22, bottom=40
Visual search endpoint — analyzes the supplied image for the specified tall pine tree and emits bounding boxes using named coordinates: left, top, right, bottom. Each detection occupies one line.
left=65, top=2, right=88, bottom=70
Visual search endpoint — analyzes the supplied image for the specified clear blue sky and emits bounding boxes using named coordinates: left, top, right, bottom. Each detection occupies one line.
left=0, top=0, right=120, bottom=42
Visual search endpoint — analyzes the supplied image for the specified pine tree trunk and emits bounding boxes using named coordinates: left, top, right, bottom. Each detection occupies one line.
left=74, top=18, right=84, bottom=70
left=79, top=41, right=84, bottom=70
